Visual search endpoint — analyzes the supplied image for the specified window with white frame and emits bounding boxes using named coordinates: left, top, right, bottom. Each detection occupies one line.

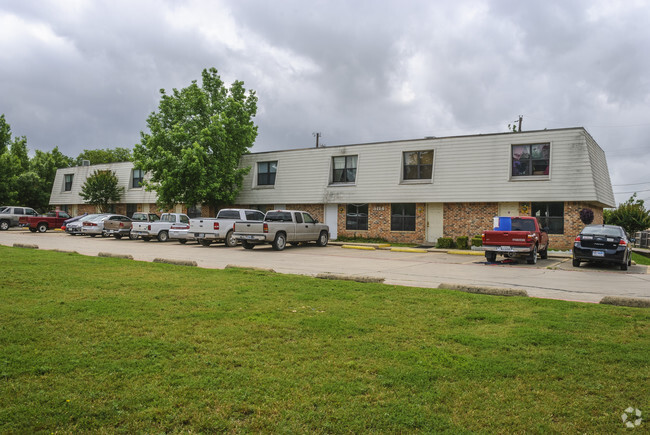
left=132, top=168, right=144, bottom=188
left=332, top=155, right=357, bottom=183
left=258, top=161, right=277, bottom=186
left=64, top=174, right=74, bottom=191
left=512, top=143, right=550, bottom=177
left=403, top=151, right=433, bottom=180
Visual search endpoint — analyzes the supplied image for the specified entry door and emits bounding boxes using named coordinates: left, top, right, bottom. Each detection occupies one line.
left=426, top=203, right=443, bottom=244
left=325, top=204, right=338, bottom=240
left=498, top=202, right=520, bottom=217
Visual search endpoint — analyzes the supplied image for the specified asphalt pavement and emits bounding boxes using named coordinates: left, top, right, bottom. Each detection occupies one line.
left=2, top=229, right=649, bottom=304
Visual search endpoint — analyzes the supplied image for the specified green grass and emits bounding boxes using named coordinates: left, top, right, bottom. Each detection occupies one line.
left=632, top=251, right=650, bottom=265
left=1, top=246, right=648, bottom=433
left=335, top=236, right=417, bottom=247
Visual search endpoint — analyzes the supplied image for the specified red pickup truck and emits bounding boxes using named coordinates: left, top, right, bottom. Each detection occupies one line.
left=480, top=216, right=549, bottom=264
left=19, top=210, right=71, bottom=233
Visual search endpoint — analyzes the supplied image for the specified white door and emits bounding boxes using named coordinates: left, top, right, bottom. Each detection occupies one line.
left=498, top=202, right=519, bottom=217
left=325, top=204, right=338, bottom=240
left=426, top=203, right=443, bottom=244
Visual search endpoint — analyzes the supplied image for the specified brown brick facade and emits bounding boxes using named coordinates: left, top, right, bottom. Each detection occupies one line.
left=443, top=203, right=499, bottom=240
left=336, top=203, right=427, bottom=244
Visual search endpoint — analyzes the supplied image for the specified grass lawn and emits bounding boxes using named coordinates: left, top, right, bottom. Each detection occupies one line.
left=1, top=246, right=648, bottom=433
left=632, top=251, right=650, bottom=266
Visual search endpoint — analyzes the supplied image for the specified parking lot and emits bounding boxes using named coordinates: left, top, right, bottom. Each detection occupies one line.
left=2, top=228, right=649, bottom=303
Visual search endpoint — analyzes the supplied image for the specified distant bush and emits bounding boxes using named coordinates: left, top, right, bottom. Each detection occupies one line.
left=436, top=237, right=455, bottom=249
left=471, top=236, right=483, bottom=247
left=456, top=236, right=469, bottom=249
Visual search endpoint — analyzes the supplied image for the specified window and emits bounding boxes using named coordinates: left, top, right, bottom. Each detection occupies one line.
left=126, top=204, right=137, bottom=218
left=64, top=174, right=74, bottom=191
left=258, top=161, right=277, bottom=186
left=295, top=213, right=303, bottom=224
left=245, top=210, right=265, bottom=221
left=302, top=213, right=315, bottom=224
left=332, top=155, right=357, bottom=183
left=187, top=204, right=202, bottom=218
left=132, top=169, right=144, bottom=188
left=403, top=151, right=433, bottom=180
left=346, top=204, right=368, bottom=230
left=512, top=144, right=550, bottom=177
left=532, top=202, right=564, bottom=234
left=391, top=203, right=416, bottom=231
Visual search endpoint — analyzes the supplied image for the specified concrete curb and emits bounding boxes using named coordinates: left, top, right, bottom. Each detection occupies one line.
left=447, top=250, right=483, bottom=256
left=391, top=247, right=428, bottom=253
left=225, top=264, right=275, bottom=273
left=316, top=273, right=385, bottom=284
left=600, top=296, right=650, bottom=308
left=51, top=249, right=79, bottom=254
left=438, top=282, right=529, bottom=297
left=153, top=258, right=197, bottom=267
left=342, top=245, right=376, bottom=251
left=98, top=252, right=134, bottom=260
left=13, top=243, right=38, bottom=249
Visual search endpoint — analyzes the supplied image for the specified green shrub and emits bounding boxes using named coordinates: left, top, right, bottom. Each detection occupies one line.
left=471, top=236, right=483, bottom=247
left=436, top=237, right=455, bottom=249
left=456, top=236, right=469, bottom=249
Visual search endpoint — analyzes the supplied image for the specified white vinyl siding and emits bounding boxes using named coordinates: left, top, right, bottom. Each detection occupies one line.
left=236, top=128, right=615, bottom=207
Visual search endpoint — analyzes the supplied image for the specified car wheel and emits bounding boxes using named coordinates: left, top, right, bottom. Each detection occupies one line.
left=179, top=239, right=187, bottom=244
left=620, top=261, right=628, bottom=271
left=540, top=245, right=548, bottom=260
left=485, top=252, right=497, bottom=262
left=225, top=230, right=237, bottom=247
left=0, top=220, right=9, bottom=231
left=114, top=234, right=122, bottom=240
left=572, top=258, right=580, bottom=267
left=157, top=231, right=169, bottom=242
left=316, top=231, right=329, bottom=247
left=526, top=245, right=538, bottom=264
left=199, top=239, right=212, bottom=247
left=37, top=223, right=48, bottom=233
left=242, top=241, right=254, bottom=249
left=129, top=232, right=138, bottom=240
left=272, top=233, right=286, bottom=251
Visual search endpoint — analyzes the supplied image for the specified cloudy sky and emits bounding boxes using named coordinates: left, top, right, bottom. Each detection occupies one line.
left=1, top=0, right=649, bottom=204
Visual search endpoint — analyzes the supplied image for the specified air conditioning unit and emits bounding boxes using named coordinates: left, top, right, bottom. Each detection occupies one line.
left=82, top=160, right=91, bottom=166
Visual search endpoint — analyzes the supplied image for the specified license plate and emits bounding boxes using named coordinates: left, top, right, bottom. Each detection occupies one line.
left=593, top=251, right=605, bottom=257
left=496, top=246, right=513, bottom=252
left=245, top=235, right=255, bottom=239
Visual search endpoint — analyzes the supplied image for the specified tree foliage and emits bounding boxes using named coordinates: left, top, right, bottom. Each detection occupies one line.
left=80, top=170, right=124, bottom=213
left=603, top=194, right=650, bottom=235
left=74, top=147, right=132, bottom=166
left=134, top=68, right=258, bottom=210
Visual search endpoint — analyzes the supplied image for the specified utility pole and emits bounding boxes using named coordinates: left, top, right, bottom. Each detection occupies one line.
left=313, top=132, right=321, bottom=148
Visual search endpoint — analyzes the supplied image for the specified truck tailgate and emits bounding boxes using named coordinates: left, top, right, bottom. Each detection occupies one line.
left=483, top=230, right=532, bottom=247
left=234, top=221, right=265, bottom=234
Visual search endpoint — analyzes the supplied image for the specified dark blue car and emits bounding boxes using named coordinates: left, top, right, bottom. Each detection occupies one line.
left=573, top=225, right=633, bottom=270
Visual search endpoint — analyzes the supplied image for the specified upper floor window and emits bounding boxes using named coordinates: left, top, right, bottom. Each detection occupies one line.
left=512, top=144, right=550, bottom=177
left=258, top=161, right=277, bottom=186
left=332, top=155, right=357, bottom=183
left=132, top=168, right=144, bottom=188
left=403, top=151, right=433, bottom=180
left=64, top=174, right=74, bottom=191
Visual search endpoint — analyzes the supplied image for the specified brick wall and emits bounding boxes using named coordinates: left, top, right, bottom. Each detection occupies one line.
left=443, top=203, right=498, bottom=240
left=291, top=204, right=325, bottom=222
left=336, top=203, right=427, bottom=244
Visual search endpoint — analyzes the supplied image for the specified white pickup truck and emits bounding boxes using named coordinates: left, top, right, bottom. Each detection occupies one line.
left=233, top=210, right=329, bottom=251
left=189, top=208, right=265, bottom=247
left=131, top=212, right=190, bottom=242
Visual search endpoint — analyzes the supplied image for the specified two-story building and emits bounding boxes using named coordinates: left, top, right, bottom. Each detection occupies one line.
left=50, top=127, right=615, bottom=249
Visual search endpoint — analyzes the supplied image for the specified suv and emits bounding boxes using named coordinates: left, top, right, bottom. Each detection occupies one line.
left=0, top=206, right=38, bottom=230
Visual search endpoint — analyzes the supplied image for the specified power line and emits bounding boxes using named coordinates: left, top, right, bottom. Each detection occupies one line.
left=612, top=181, right=650, bottom=186
left=614, top=188, right=650, bottom=194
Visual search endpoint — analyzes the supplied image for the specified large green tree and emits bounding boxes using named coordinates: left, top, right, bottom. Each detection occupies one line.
left=134, top=68, right=258, bottom=210
left=74, top=147, right=132, bottom=166
left=604, top=194, right=650, bottom=236
left=80, top=170, right=124, bottom=213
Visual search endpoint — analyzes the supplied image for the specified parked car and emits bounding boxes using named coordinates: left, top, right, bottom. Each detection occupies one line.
left=189, top=208, right=265, bottom=247
left=128, top=212, right=160, bottom=240
left=169, top=221, right=194, bottom=244
left=0, top=206, right=39, bottom=230
left=19, top=210, right=71, bottom=233
left=131, top=213, right=190, bottom=242
left=102, top=215, right=133, bottom=239
left=66, top=214, right=104, bottom=235
left=573, top=225, right=633, bottom=270
left=233, top=210, right=329, bottom=251
left=479, top=216, right=549, bottom=264
left=81, top=214, right=113, bottom=237
left=61, top=213, right=88, bottom=231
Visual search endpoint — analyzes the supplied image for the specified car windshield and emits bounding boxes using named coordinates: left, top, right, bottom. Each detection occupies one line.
left=581, top=226, right=623, bottom=238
